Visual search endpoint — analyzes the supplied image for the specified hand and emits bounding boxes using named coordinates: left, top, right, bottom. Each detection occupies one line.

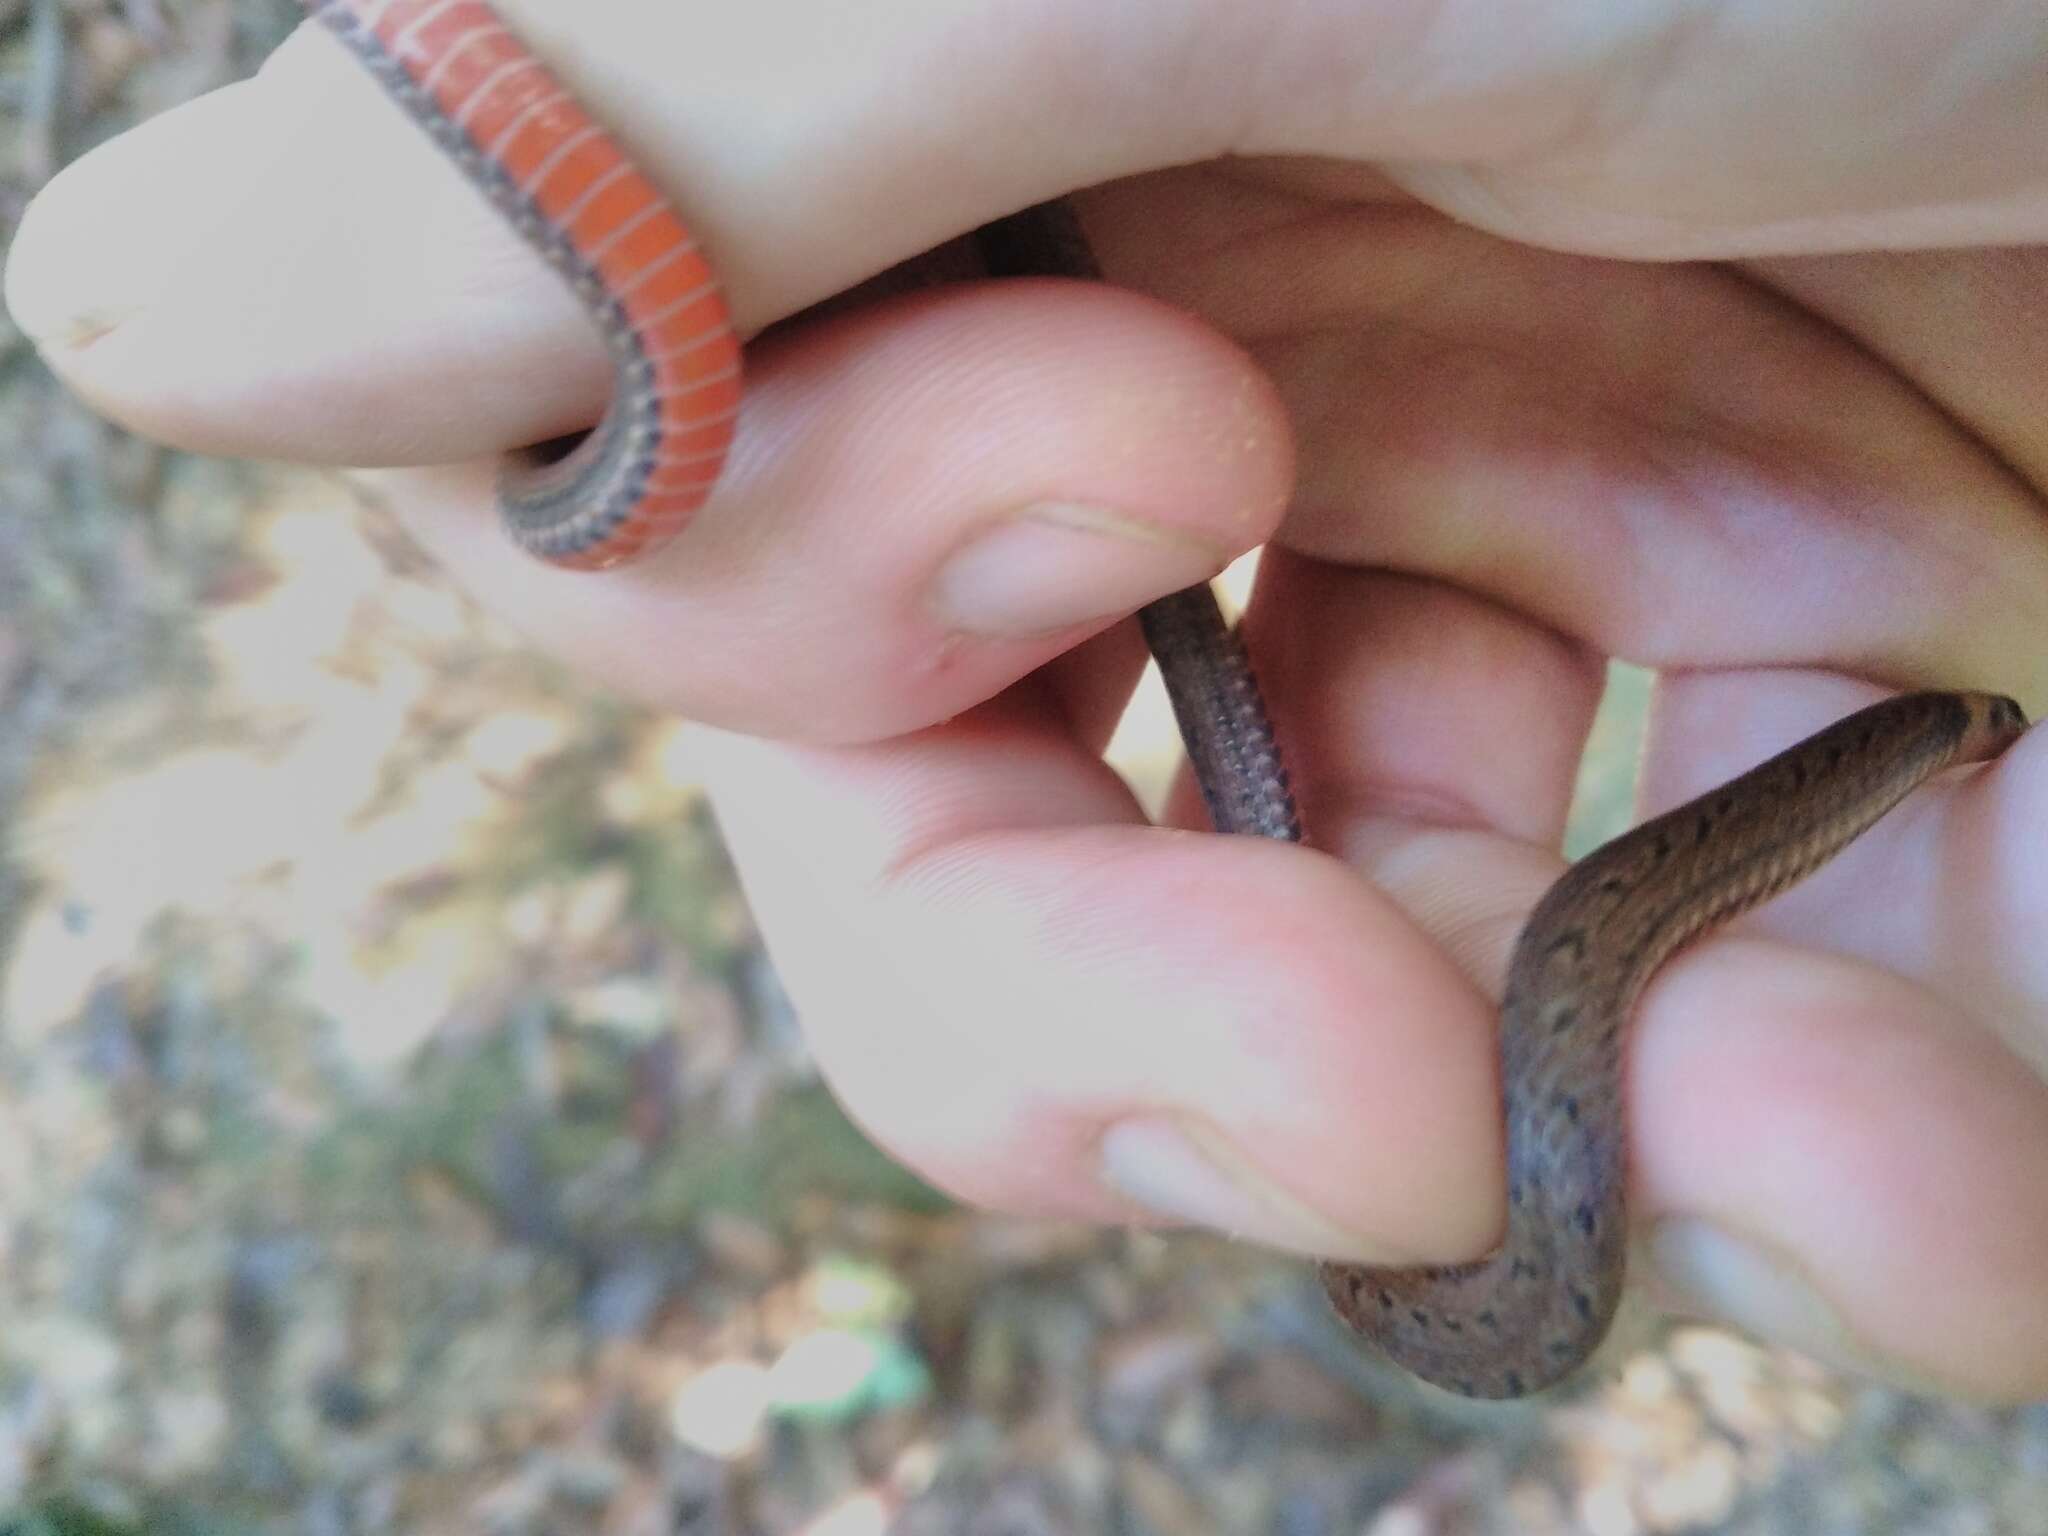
left=10, top=0, right=2048, bottom=1400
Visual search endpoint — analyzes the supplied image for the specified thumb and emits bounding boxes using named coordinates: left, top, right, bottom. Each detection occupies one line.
left=14, top=0, right=2048, bottom=464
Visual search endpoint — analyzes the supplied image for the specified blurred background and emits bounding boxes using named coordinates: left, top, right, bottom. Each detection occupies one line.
left=2, top=3, right=2045, bottom=1532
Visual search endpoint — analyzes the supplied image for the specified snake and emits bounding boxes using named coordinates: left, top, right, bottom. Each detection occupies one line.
left=303, top=0, right=2030, bottom=1398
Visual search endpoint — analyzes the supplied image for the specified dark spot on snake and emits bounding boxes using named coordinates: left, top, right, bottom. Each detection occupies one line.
left=1826, top=745, right=1843, bottom=768
left=1716, top=794, right=1734, bottom=815
left=1575, top=1201, right=1597, bottom=1236
left=1652, top=832, right=1672, bottom=861
left=1571, top=1288, right=1594, bottom=1322
left=1548, top=929, right=1587, bottom=961
left=1477, top=1309, right=1500, bottom=1331
left=1510, top=1257, right=1536, bottom=1281
left=1508, top=1182, right=1525, bottom=1207
left=1858, top=726, right=1876, bottom=749
left=1695, top=815, right=1712, bottom=845
left=1562, top=1095, right=1581, bottom=1123
left=1550, top=1006, right=1580, bottom=1036
left=1791, top=760, right=1808, bottom=789
left=1410, top=1309, right=1432, bottom=1330
left=1454, top=1378, right=1477, bottom=1396
left=1505, top=1371, right=1526, bottom=1395
left=1443, top=1317, right=1463, bottom=1333
left=1375, top=1288, right=1393, bottom=1309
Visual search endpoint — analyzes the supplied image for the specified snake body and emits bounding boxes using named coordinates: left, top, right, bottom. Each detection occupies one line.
left=308, top=0, right=742, bottom=569
left=306, top=0, right=2030, bottom=1397
left=1322, top=687, right=2024, bottom=1395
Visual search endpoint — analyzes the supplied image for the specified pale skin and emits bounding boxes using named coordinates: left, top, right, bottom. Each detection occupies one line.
left=10, top=0, right=2048, bottom=1400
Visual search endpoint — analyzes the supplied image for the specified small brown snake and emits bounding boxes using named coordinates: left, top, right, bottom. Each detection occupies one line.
left=313, top=0, right=2032, bottom=1400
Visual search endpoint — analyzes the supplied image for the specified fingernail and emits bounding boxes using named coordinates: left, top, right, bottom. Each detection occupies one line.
left=1649, top=1218, right=1905, bottom=1382
left=932, top=504, right=1225, bottom=639
left=1099, top=1113, right=1404, bottom=1265
left=5, top=161, right=153, bottom=353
